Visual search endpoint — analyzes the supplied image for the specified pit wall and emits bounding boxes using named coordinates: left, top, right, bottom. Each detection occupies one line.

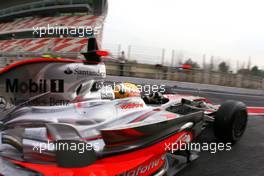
left=105, top=61, right=264, bottom=92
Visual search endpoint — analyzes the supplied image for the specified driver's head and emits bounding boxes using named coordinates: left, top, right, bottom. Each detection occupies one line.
left=114, top=83, right=140, bottom=99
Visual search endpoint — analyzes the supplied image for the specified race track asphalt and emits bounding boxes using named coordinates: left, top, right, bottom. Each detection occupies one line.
left=178, top=115, right=264, bottom=176
left=168, top=87, right=264, bottom=107
left=106, top=76, right=264, bottom=176
left=158, top=85, right=264, bottom=176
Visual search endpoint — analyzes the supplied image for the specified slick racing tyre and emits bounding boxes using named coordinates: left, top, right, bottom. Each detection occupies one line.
left=214, top=100, right=248, bottom=143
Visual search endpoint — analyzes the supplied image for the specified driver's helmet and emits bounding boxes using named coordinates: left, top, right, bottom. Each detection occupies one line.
left=114, top=83, right=140, bottom=99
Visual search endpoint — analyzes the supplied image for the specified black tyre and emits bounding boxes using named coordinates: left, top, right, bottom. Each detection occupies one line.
left=214, top=100, right=248, bottom=143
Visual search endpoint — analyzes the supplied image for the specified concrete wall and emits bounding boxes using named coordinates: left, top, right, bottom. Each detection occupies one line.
left=105, top=61, right=264, bottom=90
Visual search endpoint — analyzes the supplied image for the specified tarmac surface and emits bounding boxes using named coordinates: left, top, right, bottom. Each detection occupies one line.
left=107, top=76, right=264, bottom=176
left=162, top=83, right=264, bottom=176
left=176, top=88, right=264, bottom=176
left=178, top=115, right=264, bottom=176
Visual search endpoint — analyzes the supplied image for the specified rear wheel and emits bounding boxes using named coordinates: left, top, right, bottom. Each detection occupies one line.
left=214, top=100, right=248, bottom=143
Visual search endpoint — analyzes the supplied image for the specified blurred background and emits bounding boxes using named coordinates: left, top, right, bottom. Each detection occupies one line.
left=0, top=0, right=263, bottom=90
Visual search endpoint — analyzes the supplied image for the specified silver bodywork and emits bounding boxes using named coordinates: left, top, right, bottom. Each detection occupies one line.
left=0, top=61, right=107, bottom=109
left=0, top=58, right=216, bottom=176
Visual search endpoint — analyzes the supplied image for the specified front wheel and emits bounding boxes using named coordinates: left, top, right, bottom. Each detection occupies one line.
left=214, top=100, right=248, bottom=143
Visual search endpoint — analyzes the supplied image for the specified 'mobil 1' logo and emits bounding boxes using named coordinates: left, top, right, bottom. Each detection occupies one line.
left=5, top=79, right=64, bottom=93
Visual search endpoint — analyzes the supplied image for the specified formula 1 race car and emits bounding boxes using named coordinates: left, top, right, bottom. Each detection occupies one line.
left=0, top=39, right=249, bottom=176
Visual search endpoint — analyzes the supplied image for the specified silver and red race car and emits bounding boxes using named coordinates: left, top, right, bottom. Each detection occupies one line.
left=0, top=38, right=258, bottom=176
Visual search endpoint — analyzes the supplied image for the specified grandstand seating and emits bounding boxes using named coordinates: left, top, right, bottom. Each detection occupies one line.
left=0, top=14, right=104, bottom=54
left=0, top=15, right=101, bottom=34
left=0, top=38, right=89, bottom=53
left=0, top=0, right=107, bottom=63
